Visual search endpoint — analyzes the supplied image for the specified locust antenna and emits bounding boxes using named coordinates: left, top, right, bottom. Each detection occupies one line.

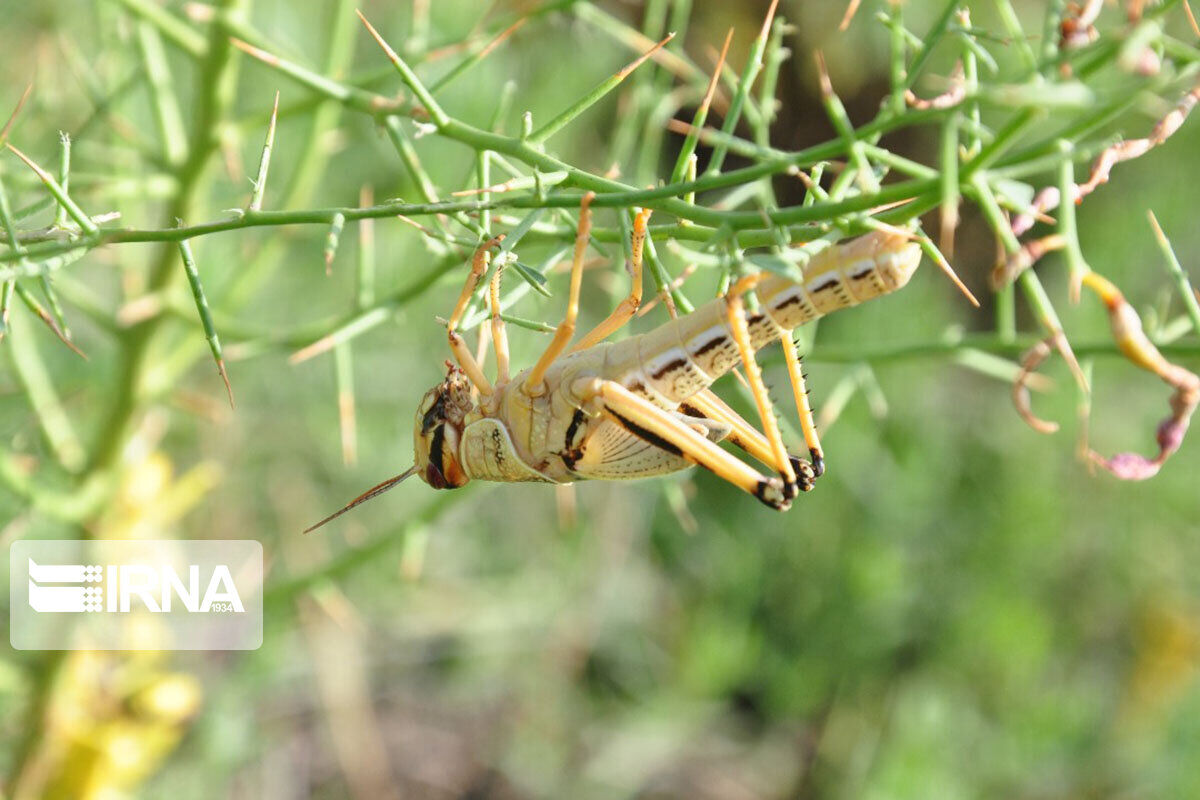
left=304, top=465, right=418, bottom=533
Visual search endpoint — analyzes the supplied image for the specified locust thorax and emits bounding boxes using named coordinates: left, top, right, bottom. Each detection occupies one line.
left=413, top=364, right=477, bottom=489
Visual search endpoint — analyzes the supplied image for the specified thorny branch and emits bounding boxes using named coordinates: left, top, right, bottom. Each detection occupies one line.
left=0, top=0, right=1198, bottom=509
left=1, top=5, right=1199, bottom=791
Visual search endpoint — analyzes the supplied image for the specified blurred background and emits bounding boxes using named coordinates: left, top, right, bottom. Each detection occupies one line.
left=2, top=0, right=1200, bottom=797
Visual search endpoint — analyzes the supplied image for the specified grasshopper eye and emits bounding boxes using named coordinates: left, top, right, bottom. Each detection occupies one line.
left=423, top=422, right=467, bottom=489
left=423, top=424, right=449, bottom=488
left=414, top=410, right=469, bottom=491
left=419, top=393, right=446, bottom=434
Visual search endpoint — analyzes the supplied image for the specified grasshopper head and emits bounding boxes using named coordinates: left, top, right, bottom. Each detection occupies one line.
left=413, top=363, right=476, bottom=490
left=303, top=363, right=475, bottom=533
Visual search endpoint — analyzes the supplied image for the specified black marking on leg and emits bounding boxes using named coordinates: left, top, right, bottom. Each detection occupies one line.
left=810, top=449, right=825, bottom=478
left=753, top=478, right=789, bottom=510
left=607, top=409, right=684, bottom=457
left=788, top=455, right=818, bottom=493
left=780, top=472, right=799, bottom=501
left=564, top=409, right=586, bottom=450
left=561, top=408, right=587, bottom=470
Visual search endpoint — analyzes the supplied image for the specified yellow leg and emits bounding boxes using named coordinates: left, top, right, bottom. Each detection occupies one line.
left=681, top=388, right=818, bottom=491
left=779, top=334, right=826, bottom=478
left=524, top=192, right=595, bottom=395
left=573, top=377, right=791, bottom=510
left=571, top=207, right=652, bottom=352
left=681, top=389, right=774, bottom=465
left=726, top=275, right=799, bottom=497
left=489, top=258, right=510, bottom=385
left=447, top=235, right=505, bottom=395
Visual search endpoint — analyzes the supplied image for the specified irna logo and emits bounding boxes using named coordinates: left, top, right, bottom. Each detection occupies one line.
left=10, top=540, right=262, bottom=651
left=27, top=559, right=245, bottom=614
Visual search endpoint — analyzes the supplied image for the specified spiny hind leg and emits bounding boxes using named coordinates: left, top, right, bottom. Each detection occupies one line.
left=725, top=275, right=801, bottom=498
left=572, top=377, right=792, bottom=510
left=779, top=334, right=825, bottom=478
left=680, top=388, right=818, bottom=493
left=446, top=234, right=505, bottom=395
left=570, top=207, right=652, bottom=353
left=523, top=192, right=595, bottom=394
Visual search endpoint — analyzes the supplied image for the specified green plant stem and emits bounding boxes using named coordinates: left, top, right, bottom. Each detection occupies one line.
left=6, top=145, right=98, bottom=235
left=794, top=335, right=1200, bottom=363
left=0, top=176, right=942, bottom=275
left=6, top=309, right=86, bottom=472
left=991, top=0, right=1039, bottom=73
left=178, top=239, right=234, bottom=406
left=89, top=0, right=245, bottom=473
left=356, top=10, right=449, bottom=128
left=706, top=0, right=778, bottom=175
left=247, top=92, right=279, bottom=212
left=115, top=0, right=207, bottom=57
left=528, top=31, right=674, bottom=145
left=136, top=20, right=189, bottom=167
left=1149, top=211, right=1200, bottom=336
left=221, top=0, right=360, bottom=307
left=1055, top=140, right=1089, bottom=291
left=53, top=133, right=71, bottom=229
left=904, top=1, right=963, bottom=90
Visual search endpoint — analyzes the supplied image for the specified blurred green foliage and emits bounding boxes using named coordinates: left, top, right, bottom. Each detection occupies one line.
left=1, top=1, right=1200, bottom=798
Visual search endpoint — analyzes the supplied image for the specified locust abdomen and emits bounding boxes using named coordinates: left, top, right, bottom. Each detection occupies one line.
left=601, top=231, right=921, bottom=407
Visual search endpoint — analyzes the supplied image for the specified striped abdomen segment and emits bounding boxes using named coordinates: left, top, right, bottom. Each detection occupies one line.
left=612, top=231, right=921, bottom=406
left=753, top=231, right=922, bottom=337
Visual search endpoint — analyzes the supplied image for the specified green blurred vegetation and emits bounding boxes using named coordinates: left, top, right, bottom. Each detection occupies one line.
left=2, top=0, right=1200, bottom=798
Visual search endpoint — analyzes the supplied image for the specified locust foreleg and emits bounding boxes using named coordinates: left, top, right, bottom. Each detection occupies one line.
left=446, top=235, right=506, bottom=395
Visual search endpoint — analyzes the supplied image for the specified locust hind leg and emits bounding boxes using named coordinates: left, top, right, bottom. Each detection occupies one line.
left=680, top=388, right=819, bottom=493
left=572, top=377, right=792, bottom=510
left=779, top=334, right=825, bottom=479
left=725, top=275, right=803, bottom=499
left=446, top=234, right=506, bottom=395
